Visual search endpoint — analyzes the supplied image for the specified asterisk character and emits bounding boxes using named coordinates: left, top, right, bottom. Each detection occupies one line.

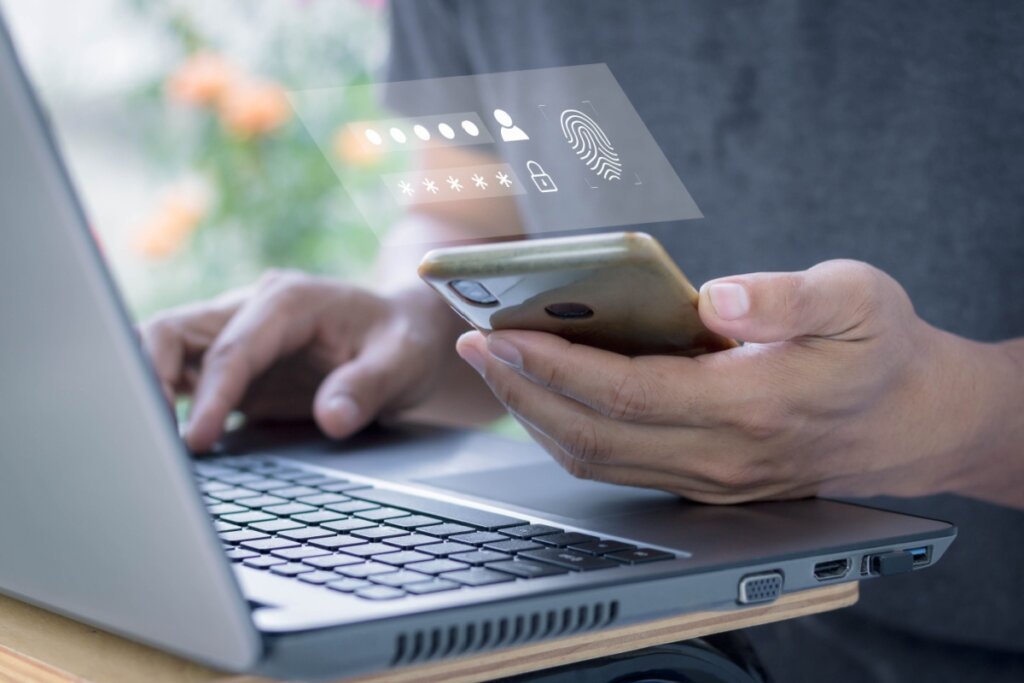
left=397, top=180, right=414, bottom=197
left=446, top=176, right=463, bottom=192
left=471, top=173, right=488, bottom=189
left=495, top=171, right=512, bottom=188
left=422, top=178, right=439, bottom=194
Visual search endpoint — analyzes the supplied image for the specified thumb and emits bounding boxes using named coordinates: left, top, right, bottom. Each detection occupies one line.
left=312, top=339, right=412, bottom=440
left=698, top=259, right=895, bottom=343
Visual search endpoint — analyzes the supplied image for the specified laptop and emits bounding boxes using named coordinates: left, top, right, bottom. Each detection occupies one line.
left=0, top=13, right=956, bottom=680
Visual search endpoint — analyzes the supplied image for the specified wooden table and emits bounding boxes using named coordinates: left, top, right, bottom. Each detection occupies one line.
left=0, top=583, right=856, bottom=683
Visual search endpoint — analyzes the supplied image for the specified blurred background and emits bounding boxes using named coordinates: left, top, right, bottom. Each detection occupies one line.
left=3, top=0, right=390, bottom=318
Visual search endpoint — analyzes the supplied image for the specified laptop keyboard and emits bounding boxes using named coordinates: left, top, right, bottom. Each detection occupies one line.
left=195, top=457, right=675, bottom=601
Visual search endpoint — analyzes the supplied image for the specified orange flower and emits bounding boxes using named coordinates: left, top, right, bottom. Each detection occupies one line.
left=165, top=51, right=237, bottom=107
left=133, top=185, right=207, bottom=259
left=217, top=79, right=292, bottom=139
left=332, top=125, right=382, bottom=168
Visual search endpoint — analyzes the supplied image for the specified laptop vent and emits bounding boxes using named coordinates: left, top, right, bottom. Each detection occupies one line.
left=390, top=600, right=620, bottom=665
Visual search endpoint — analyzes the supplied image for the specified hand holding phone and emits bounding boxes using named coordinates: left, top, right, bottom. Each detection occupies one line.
left=419, top=232, right=736, bottom=356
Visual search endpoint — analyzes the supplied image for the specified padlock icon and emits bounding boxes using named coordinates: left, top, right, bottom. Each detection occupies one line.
left=526, top=160, right=558, bottom=193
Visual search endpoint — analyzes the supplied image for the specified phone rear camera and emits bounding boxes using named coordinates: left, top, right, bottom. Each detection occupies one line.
left=545, top=302, right=594, bottom=319
left=448, top=279, right=498, bottom=306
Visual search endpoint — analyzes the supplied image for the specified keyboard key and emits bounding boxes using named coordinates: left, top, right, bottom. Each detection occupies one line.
left=220, top=511, right=276, bottom=525
left=299, top=571, right=342, bottom=585
left=370, top=570, right=433, bottom=588
left=271, top=546, right=330, bottom=561
left=216, top=472, right=263, bottom=485
left=292, top=475, right=346, bottom=486
left=349, top=488, right=525, bottom=530
left=449, top=550, right=513, bottom=566
left=319, top=481, right=370, bottom=493
left=484, top=539, right=543, bottom=554
left=418, top=542, right=475, bottom=557
left=209, top=488, right=261, bottom=502
left=405, top=559, right=470, bottom=575
left=389, top=515, right=442, bottom=529
left=321, top=518, right=375, bottom=533
left=325, top=500, right=378, bottom=514
left=291, top=510, right=346, bottom=525
left=240, top=537, right=300, bottom=552
left=500, top=524, right=562, bottom=539
left=419, top=523, right=475, bottom=538
left=341, top=543, right=400, bottom=558
left=220, top=529, right=269, bottom=543
left=327, top=578, right=371, bottom=593
left=309, top=535, right=365, bottom=550
left=250, top=519, right=305, bottom=533
left=606, top=548, right=675, bottom=564
left=273, top=486, right=321, bottom=499
left=376, top=550, right=432, bottom=566
left=209, top=503, right=247, bottom=516
left=242, top=462, right=291, bottom=475
left=240, top=479, right=292, bottom=492
left=519, top=549, right=620, bottom=572
left=267, top=469, right=315, bottom=481
left=295, top=493, right=350, bottom=507
left=278, top=527, right=334, bottom=541
left=405, top=579, right=461, bottom=595
left=450, top=531, right=507, bottom=546
left=199, top=481, right=231, bottom=493
left=337, top=561, right=396, bottom=578
left=351, top=527, right=405, bottom=541
left=384, top=534, right=438, bottom=549
left=444, top=568, right=516, bottom=587
left=354, top=507, right=410, bottom=521
left=237, top=495, right=288, bottom=509
left=270, top=562, right=314, bottom=577
left=535, top=532, right=599, bottom=547
left=263, top=502, right=317, bottom=516
left=304, top=554, right=362, bottom=569
left=572, top=540, right=636, bottom=556
left=243, top=555, right=286, bottom=569
left=354, top=586, right=405, bottom=600
left=214, top=521, right=241, bottom=533
left=486, top=559, right=569, bottom=579
left=194, top=463, right=237, bottom=478
left=225, top=548, right=258, bottom=561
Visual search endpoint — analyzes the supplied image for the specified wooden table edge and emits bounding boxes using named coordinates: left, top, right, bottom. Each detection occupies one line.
left=0, top=583, right=858, bottom=683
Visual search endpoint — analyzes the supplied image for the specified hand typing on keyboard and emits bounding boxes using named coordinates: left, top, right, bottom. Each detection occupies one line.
left=139, top=270, right=502, bottom=452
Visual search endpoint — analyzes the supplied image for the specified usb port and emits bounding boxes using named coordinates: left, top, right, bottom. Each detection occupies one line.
left=813, top=558, right=851, bottom=581
left=908, top=546, right=931, bottom=567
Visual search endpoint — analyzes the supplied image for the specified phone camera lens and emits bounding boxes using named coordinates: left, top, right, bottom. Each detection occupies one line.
left=545, top=302, right=594, bottom=319
left=448, top=279, right=498, bottom=306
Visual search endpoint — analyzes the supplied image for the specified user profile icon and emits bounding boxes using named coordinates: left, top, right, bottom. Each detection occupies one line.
left=493, top=109, right=529, bottom=142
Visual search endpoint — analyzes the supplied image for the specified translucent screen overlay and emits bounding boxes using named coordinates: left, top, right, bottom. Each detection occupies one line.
left=289, top=64, right=701, bottom=244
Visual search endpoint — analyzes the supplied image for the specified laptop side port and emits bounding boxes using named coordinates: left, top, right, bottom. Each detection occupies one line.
left=738, top=571, right=784, bottom=605
left=908, top=546, right=931, bottom=567
left=813, top=558, right=851, bottom=581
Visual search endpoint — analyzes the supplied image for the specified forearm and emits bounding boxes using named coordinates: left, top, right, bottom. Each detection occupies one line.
left=946, top=334, right=1024, bottom=510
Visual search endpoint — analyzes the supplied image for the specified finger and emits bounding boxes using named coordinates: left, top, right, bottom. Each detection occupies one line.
left=698, top=260, right=905, bottom=344
left=139, top=319, right=184, bottom=406
left=186, top=286, right=322, bottom=451
left=458, top=329, right=733, bottom=427
left=313, top=334, right=423, bottom=440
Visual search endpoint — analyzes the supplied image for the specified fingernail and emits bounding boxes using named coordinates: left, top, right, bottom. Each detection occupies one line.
left=708, top=282, right=750, bottom=321
left=456, top=333, right=487, bottom=375
left=327, top=395, right=360, bottom=429
left=487, top=337, right=522, bottom=369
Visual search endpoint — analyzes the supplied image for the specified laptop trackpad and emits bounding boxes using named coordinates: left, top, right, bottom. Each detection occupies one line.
left=417, top=461, right=682, bottom=523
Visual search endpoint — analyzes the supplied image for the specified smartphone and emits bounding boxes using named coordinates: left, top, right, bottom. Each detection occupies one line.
left=418, top=231, right=737, bottom=356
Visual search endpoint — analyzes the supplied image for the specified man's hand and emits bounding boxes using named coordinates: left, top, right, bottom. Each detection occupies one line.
left=456, top=260, right=1021, bottom=506
left=141, top=270, right=456, bottom=452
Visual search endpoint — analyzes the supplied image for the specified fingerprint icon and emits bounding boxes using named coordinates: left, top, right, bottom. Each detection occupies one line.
left=560, top=108, right=622, bottom=181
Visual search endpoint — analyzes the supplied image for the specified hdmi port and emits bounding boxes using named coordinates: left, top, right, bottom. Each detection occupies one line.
left=814, top=558, right=851, bottom=581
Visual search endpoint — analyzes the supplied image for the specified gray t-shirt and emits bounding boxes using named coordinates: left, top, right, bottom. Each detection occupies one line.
left=387, top=2, right=1024, bottom=680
